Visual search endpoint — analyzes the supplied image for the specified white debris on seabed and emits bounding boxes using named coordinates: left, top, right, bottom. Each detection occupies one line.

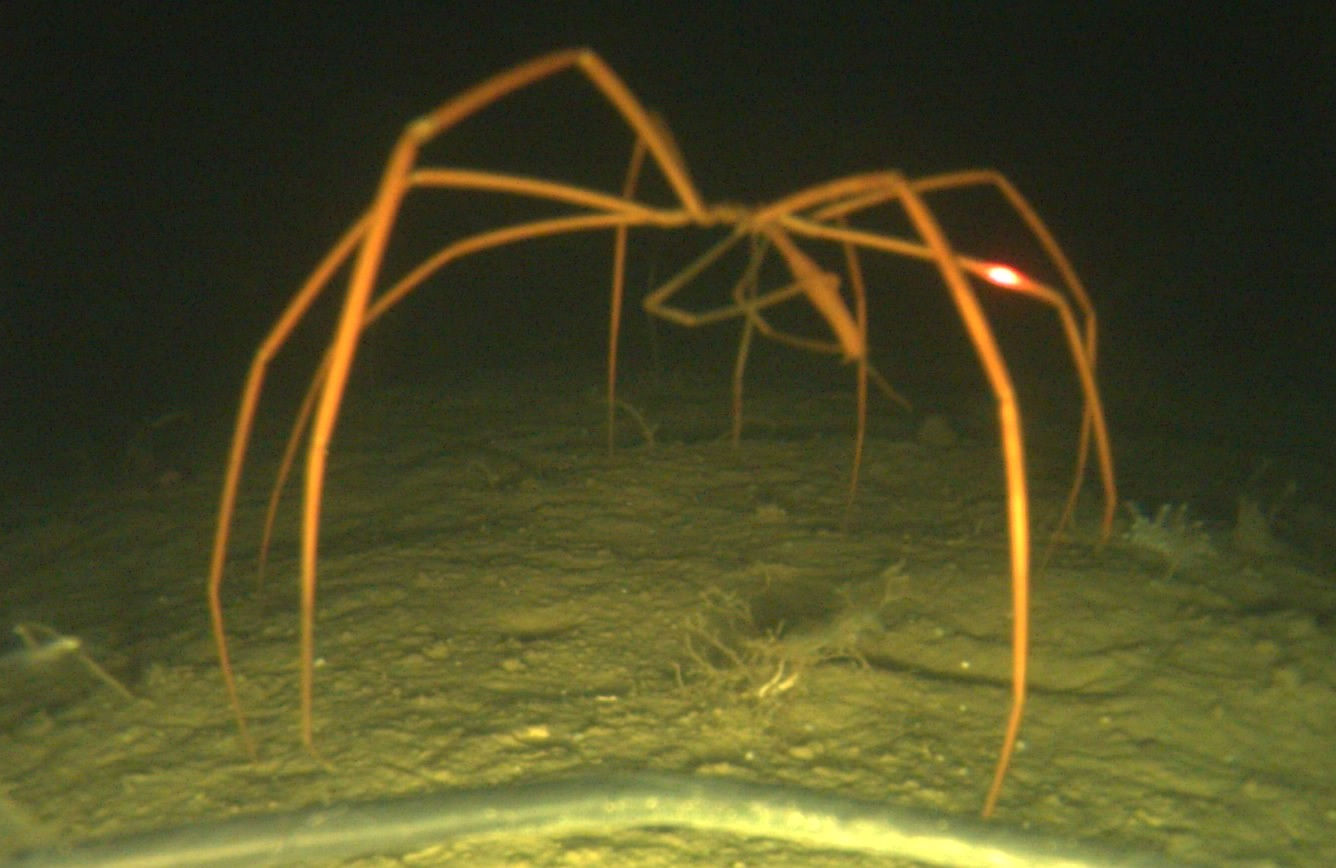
left=1123, top=501, right=1218, bottom=576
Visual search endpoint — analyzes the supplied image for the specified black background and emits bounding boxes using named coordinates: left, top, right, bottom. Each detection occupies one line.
left=3, top=2, right=1331, bottom=503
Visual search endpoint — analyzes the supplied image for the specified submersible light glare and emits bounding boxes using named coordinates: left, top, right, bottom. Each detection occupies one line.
left=983, top=263, right=1024, bottom=288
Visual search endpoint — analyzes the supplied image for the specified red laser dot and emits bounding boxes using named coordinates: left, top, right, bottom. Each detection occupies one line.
left=984, top=265, right=1023, bottom=287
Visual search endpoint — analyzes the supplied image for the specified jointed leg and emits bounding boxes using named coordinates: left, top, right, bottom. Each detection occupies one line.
left=210, top=49, right=712, bottom=754
left=209, top=213, right=372, bottom=758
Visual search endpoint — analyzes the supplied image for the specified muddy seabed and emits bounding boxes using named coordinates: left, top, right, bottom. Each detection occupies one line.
left=2, top=367, right=1333, bottom=866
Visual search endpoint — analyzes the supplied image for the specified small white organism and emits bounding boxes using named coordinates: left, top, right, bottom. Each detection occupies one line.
left=1123, top=501, right=1217, bottom=577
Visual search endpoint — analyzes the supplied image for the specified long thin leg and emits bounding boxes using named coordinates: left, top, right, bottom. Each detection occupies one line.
left=208, top=213, right=371, bottom=758
left=869, top=181, right=1028, bottom=817
left=836, top=217, right=871, bottom=513
left=213, top=48, right=715, bottom=753
left=756, top=171, right=1036, bottom=815
left=811, top=170, right=1114, bottom=540
left=636, top=167, right=1109, bottom=813
left=607, top=136, right=646, bottom=452
left=253, top=214, right=670, bottom=594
